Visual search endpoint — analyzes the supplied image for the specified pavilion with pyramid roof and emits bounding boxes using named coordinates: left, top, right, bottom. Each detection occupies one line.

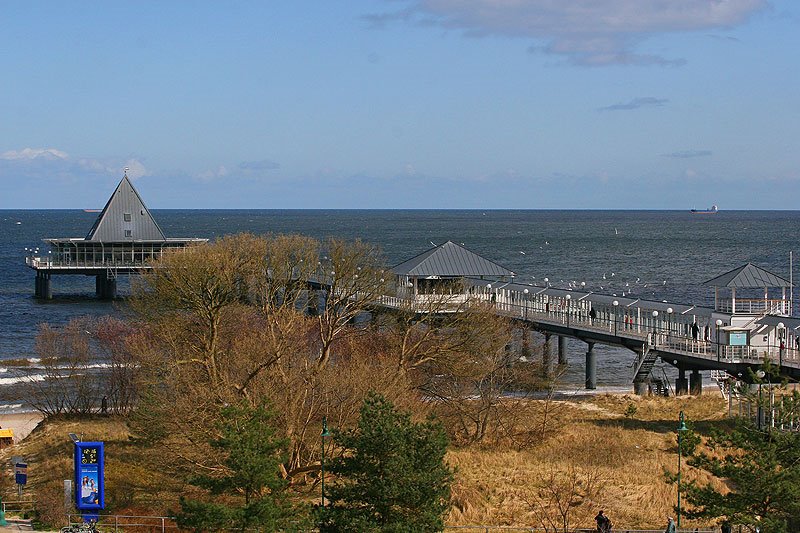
left=26, top=171, right=207, bottom=299
left=391, top=240, right=514, bottom=298
left=703, top=262, right=792, bottom=316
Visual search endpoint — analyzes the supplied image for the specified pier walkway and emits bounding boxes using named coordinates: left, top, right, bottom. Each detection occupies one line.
left=376, top=281, right=800, bottom=394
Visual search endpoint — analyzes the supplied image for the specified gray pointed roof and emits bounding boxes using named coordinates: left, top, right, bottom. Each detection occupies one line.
left=85, top=175, right=166, bottom=241
left=703, top=263, right=791, bottom=288
left=392, top=241, right=514, bottom=278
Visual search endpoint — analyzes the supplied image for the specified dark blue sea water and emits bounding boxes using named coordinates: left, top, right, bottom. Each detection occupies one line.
left=2, top=209, right=799, bottom=390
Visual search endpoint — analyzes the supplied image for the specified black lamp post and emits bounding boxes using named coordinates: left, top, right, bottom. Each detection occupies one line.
left=715, top=319, right=723, bottom=361
left=666, top=307, right=673, bottom=344
left=612, top=300, right=619, bottom=336
left=523, top=288, right=529, bottom=320
left=756, top=370, right=765, bottom=431
left=321, top=417, right=331, bottom=506
left=652, top=310, right=659, bottom=346
left=677, top=411, right=688, bottom=528
left=565, top=294, right=571, bottom=327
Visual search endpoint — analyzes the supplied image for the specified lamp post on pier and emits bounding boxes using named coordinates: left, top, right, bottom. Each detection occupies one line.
left=565, top=294, right=571, bottom=327
left=321, top=417, right=331, bottom=507
left=523, top=288, right=529, bottom=320
left=652, top=310, right=659, bottom=346
left=666, top=307, right=673, bottom=345
left=677, top=411, right=688, bottom=529
left=715, top=319, right=723, bottom=361
left=778, top=322, right=785, bottom=367
left=612, top=300, right=619, bottom=336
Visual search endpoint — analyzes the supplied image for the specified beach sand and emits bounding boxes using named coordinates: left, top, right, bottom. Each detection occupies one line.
left=0, top=412, right=43, bottom=444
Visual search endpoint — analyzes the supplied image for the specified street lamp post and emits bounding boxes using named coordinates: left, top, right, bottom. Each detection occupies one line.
left=666, top=307, right=673, bottom=344
left=565, top=294, right=571, bottom=327
left=715, top=319, right=723, bottom=361
left=677, top=411, right=688, bottom=529
left=652, top=310, right=659, bottom=346
left=321, top=417, right=331, bottom=506
left=523, top=288, right=529, bottom=320
left=778, top=322, right=785, bottom=367
left=756, top=370, right=765, bottom=431
left=612, top=300, right=619, bottom=336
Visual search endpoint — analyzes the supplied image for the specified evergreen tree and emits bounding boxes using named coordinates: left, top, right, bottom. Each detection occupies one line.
left=319, top=392, right=454, bottom=532
left=681, top=418, right=800, bottom=532
left=176, top=402, right=301, bottom=532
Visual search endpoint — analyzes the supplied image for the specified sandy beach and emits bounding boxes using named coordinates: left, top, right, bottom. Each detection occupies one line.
left=0, top=412, right=43, bottom=444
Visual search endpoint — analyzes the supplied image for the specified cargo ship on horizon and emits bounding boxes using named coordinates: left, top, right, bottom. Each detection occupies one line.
left=690, top=205, right=718, bottom=214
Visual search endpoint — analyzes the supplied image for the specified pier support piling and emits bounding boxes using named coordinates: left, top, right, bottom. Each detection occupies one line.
left=676, top=367, right=689, bottom=396
left=689, top=370, right=703, bottom=396
left=35, top=272, right=52, bottom=300
left=585, top=341, right=596, bottom=390
left=542, top=333, right=554, bottom=378
left=633, top=379, right=649, bottom=396
left=558, top=336, right=568, bottom=365
left=520, top=327, right=531, bottom=361
left=95, top=273, right=117, bottom=300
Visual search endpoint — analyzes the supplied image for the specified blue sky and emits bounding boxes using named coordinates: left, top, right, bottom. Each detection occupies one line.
left=1, top=1, right=798, bottom=209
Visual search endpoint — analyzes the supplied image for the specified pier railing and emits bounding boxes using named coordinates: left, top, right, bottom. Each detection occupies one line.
left=716, top=298, right=790, bottom=315
left=376, top=289, right=800, bottom=371
left=26, top=256, right=156, bottom=270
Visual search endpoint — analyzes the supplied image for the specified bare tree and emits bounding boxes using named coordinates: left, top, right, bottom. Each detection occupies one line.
left=523, top=463, right=601, bottom=532
left=20, top=318, right=104, bottom=416
left=314, top=238, right=388, bottom=368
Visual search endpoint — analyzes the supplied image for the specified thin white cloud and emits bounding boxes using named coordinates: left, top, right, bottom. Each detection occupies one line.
left=598, top=96, right=668, bottom=111
left=1, top=147, right=69, bottom=160
left=369, top=0, right=767, bottom=65
left=196, top=165, right=229, bottom=182
left=663, top=150, right=713, bottom=159
left=76, top=157, right=149, bottom=179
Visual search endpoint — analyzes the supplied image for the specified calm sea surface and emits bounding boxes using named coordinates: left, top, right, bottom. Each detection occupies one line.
left=1, top=209, right=799, bottom=392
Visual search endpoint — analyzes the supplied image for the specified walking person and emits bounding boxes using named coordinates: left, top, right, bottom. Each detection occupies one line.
left=664, top=516, right=676, bottom=533
left=594, top=510, right=612, bottom=532
left=691, top=321, right=699, bottom=341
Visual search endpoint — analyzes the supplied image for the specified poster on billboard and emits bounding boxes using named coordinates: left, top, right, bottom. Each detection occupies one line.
left=74, top=442, right=104, bottom=511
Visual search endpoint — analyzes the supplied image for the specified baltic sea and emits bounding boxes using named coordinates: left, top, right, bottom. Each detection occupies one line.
left=2, top=209, right=799, bottom=399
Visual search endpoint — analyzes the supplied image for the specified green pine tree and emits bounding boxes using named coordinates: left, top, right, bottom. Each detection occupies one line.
left=318, top=392, right=454, bottom=532
left=176, top=402, right=302, bottom=532
left=681, top=418, right=800, bottom=532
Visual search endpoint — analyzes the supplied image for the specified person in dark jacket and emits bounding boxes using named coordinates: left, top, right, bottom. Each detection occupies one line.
left=595, top=510, right=612, bottom=532
left=664, top=517, right=675, bottom=533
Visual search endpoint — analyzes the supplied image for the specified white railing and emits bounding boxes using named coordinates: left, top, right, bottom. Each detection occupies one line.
left=716, top=298, right=790, bottom=315
left=375, top=290, right=800, bottom=371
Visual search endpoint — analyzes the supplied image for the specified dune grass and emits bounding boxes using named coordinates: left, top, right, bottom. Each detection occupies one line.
left=447, top=393, right=728, bottom=530
left=1, top=394, right=729, bottom=530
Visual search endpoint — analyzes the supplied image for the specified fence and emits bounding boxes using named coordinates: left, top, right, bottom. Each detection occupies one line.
left=1, top=499, right=34, bottom=515
left=66, top=514, right=178, bottom=532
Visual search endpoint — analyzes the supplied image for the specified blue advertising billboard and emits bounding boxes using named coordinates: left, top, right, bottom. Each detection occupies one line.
left=74, top=442, right=104, bottom=511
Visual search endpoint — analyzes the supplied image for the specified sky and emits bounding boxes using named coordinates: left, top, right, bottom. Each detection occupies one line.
left=1, top=0, right=799, bottom=209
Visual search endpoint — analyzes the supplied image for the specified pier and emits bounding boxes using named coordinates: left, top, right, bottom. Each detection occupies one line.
left=25, top=183, right=797, bottom=395
left=382, top=242, right=799, bottom=395
left=25, top=171, right=206, bottom=299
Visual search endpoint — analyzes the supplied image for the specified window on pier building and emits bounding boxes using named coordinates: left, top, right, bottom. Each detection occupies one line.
left=125, top=230, right=132, bottom=237
left=124, top=213, right=131, bottom=222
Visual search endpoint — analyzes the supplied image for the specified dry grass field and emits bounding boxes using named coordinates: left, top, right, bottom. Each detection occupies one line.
left=1, top=393, right=730, bottom=530
left=447, top=393, right=729, bottom=530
